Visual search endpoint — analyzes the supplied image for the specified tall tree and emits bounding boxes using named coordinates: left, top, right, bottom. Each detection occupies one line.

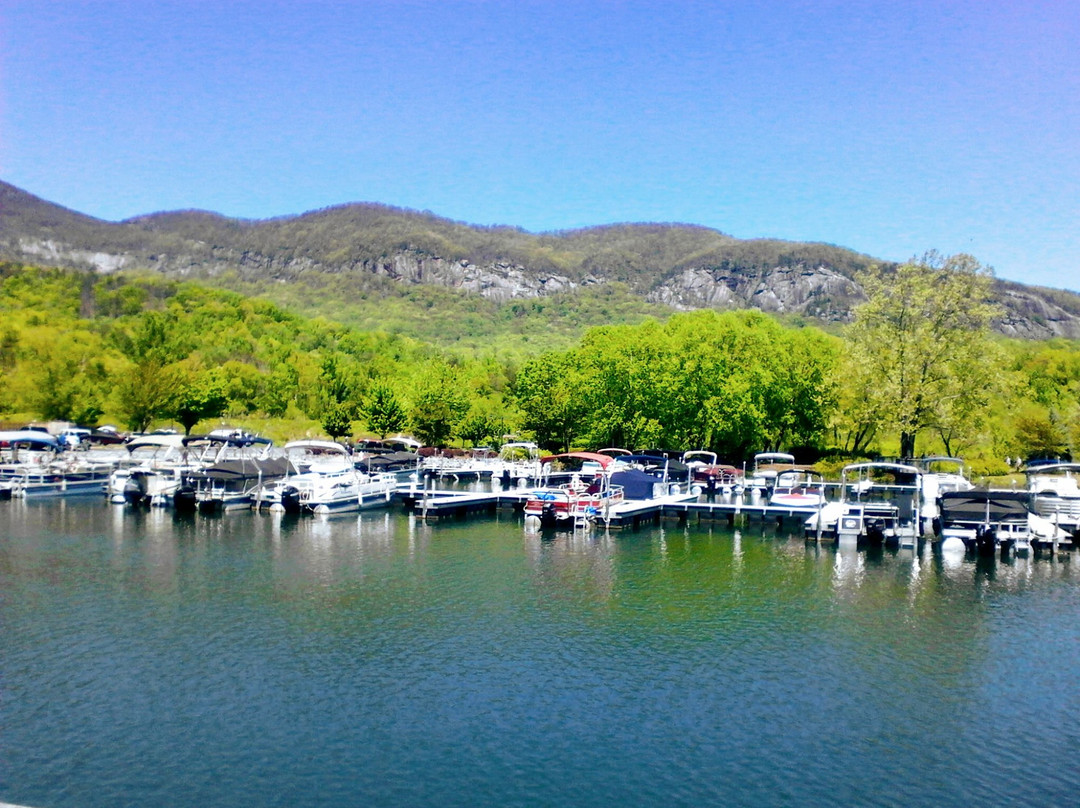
left=111, top=312, right=188, bottom=432
left=310, top=352, right=362, bottom=421
left=360, top=381, right=407, bottom=438
left=845, top=253, right=1000, bottom=458
left=511, top=351, right=588, bottom=452
left=321, top=402, right=354, bottom=441
left=170, top=370, right=229, bottom=435
left=22, top=331, right=109, bottom=425
left=409, top=361, right=468, bottom=447
left=114, top=361, right=176, bottom=432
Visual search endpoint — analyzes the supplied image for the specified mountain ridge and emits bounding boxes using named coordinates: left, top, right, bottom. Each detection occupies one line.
left=2, top=179, right=1078, bottom=339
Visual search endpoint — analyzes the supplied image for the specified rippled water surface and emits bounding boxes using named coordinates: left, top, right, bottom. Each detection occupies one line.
left=2, top=500, right=1079, bottom=807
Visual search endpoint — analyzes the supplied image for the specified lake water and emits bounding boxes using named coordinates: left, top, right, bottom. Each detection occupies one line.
left=2, top=499, right=1079, bottom=807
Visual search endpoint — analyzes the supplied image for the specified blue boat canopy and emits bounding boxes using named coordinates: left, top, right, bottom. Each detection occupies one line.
left=0, top=430, right=60, bottom=449
left=610, top=469, right=663, bottom=500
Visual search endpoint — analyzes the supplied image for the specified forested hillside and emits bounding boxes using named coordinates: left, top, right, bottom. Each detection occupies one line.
left=2, top=261, right=1078, bottom=470
left=4, top=179, right=1080, bottom=343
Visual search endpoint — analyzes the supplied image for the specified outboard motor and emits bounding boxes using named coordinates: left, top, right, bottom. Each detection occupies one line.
left=974, top=526, right=997, bottom=556
left=865, top=519, right=886, bottom=546
left=541, top=501, right=557, bottom=528
left=173, top=485, right=197, bottom=513
left=124, top=472, right=150, bottom=506
left=280, top=485, right=303, bottom=514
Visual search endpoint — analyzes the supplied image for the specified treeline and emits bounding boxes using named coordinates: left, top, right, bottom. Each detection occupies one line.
left=1, top=261, right=1078, bottom=470
left=513, top=310, right=837, bottom=458
left=0, top=262, right=514, bottom=444
left=216, top=273, right=673, bottom=357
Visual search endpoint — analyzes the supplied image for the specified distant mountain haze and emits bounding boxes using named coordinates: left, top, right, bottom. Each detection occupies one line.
left=2, top=179, right=1078, bottom=339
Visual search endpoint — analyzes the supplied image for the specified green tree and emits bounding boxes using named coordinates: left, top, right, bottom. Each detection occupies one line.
left=457, top=398, right=511, bottom=448
left=114, top=360, right=176, bottom=432
left=360, top=381, right=407, bottom=438
left=212, top=361, right=263, bottom=415
left=258, top=362, right=299, bottom=418
left=0, top=327, right=18, bottom=369
left=511, top=351, right=589, bottom=452
left=845, top=253, right=1001, bottom=458
left=309, top=352, right=362, bottom=420
left=22, top=332, right=109, bottom=425
left=830, top=374, right=879, bottom=456
left=111, top=310, right=188, bottom=365
left=1013, top=406, right=1070, bottom=460
left=409, top=361, right=468, bottom=447
left=111, top=312, right=189, bottom=432
left=322, top=402, right=354, bottom=440
left=171, top=372, right=229, bottom=435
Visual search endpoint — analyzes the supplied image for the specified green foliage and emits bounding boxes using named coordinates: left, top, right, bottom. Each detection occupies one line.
left=316, top=353, right=361, bottom=414
left=457, top=398, right=512, bottom=448
left=844, top=253, right=1001, bottom=458
left=409, top=361, right=469, bottom=447
left=171, top=371, right=229, bottom=435
left=114, top=359, right=175, bottom=432
left=258, top=363, right=299, bottom=419
left=20, top=331, right=110, bottom=424
left=360, top=381, right=407, bottom=438
left=321, top=403, right=354, bottom=440
left=511, top=351, right=590, bottom=452
left=0, top=328, right=19, bottom=369
left=217, top=273, right=672, bottom=358
left=510, top=309, right=839, bottom=457
left=1012, top=407, right=1070, bottom=459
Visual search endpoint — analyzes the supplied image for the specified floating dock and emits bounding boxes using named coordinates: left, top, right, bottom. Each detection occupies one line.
left=397, top=487, right=531, bottom=520
left=396, top=486, right=824, bottom=530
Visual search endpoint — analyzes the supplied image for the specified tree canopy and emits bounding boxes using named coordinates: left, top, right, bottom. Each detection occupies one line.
left=511, top=309, right=840, bottom=457
left=844, top=253, right=1001, bottom=458
left=2, top=259, right=1079, bottom=468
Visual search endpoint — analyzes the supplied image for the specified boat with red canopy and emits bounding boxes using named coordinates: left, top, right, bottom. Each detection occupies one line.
left=524, top=452, right=623, bottom=528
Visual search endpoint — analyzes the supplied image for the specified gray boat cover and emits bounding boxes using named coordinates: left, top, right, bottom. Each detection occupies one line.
left=938, top=490, right=1030, bottom=523
left=194, top=457, right=296, bottom=481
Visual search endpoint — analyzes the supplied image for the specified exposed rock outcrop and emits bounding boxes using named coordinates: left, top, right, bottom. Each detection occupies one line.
left=646, top=264, right=862, bottom=320
left=992, top=286, right=1080, bottom=339
left=3, top=179, right=1079, bottom=338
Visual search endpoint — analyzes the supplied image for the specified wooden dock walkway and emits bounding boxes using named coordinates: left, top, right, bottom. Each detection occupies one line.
left=396, top=487, right=532, bottom=520
left=394, top=486, right=825, bottom=530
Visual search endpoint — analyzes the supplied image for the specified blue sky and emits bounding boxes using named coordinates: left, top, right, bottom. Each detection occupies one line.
left=2, top=1, right=1077, bottom=291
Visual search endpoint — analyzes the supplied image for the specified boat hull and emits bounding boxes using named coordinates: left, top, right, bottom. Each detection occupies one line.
left=7, top=467, right=111, bottom=499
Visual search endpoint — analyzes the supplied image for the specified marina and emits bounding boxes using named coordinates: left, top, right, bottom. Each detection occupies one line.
left=3, top=431, right=1078, bottom=556
left=2, top=499, right=1079, bottom=808
left=5, top=5, right=1079, bottom=805
left=399, top=483, right=828, bottom=531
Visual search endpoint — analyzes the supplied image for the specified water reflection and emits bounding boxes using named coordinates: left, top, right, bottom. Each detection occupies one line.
left=260, top=510, right=402, bottom=591
left=832, top=543, right=866, bottom=597
left=3, top=500, right=1080, bottom=808
left=523, top=525, right=618, bottom=604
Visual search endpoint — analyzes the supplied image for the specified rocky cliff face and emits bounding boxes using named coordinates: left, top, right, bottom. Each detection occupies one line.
left=993, top=285, right=1080, bottom=339
left=17, top=238, right=132, bottom=273
left=359, top=254, right=593, bottom=301
left=646, top=264, right=862, bottom=321
left=3, top=179, right=1080, bottom=339
left=9, top=234, right=1080, bottom=338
